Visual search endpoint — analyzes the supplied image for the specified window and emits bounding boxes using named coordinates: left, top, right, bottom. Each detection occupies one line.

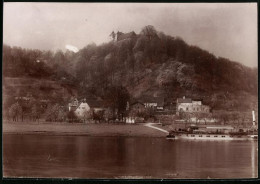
left=199, top=135, right=202, bottom=137
left=186, top=107, right=188, bottom=111
left=206, top=135, right=210, bottom=137
left=191, top=135, right=195, bottom=137
left=82, top=107, right=85, bottom=109
left=214, top=135, right=218, bottom=137
left=222, top=136, right=225, bottom=137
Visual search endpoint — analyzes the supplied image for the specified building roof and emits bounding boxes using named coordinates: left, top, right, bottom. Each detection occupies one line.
left=69, top=97, right=106, bottom=109
left=177, top=97, right=192, bottom=103
left=192, top=98, right=203, bottom=102
left=130, top=101, right=145, bottom=106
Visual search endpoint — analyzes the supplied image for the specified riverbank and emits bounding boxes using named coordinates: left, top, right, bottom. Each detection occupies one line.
left=3, top=121, right=168, bottom=137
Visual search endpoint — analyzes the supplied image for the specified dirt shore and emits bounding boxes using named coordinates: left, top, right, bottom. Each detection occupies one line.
left=3, top=121, right=168, bottom=137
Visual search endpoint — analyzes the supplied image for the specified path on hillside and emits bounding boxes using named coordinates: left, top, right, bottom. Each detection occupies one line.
left=144, top=123, right=169, bottom=134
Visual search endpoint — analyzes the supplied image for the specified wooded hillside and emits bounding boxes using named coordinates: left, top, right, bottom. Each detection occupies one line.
left=3, top=25, right=258, bottom=111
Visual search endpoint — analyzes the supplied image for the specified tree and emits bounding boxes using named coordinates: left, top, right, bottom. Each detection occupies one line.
left=45, top=104, right=60, bottom=122
left=82, top=109, right=93, bottom=123
left=179, top=112, right=192, bottom=128
left=229, top=112, right=240, bottom=125
left=57, top=108, right=67, bottom=122
left=104, top=86, right=130, bottom=120
left=140, top=25, right=158, bottom=40
left=9, top=102, right=22, bottom=121
left=238, top=112, right=248, bottom=128
left=192, top=112, right=203, bottom=124
left=67, top=110, right=78, bottom=123
left=3, top=95, right=16, bottom=120
left=93, top=110, right=104, bottom=123
left=213, top=111, right=230, bottom=125
left=193, top=112, right=211, bottom=125
left=104, top=108, right=115, bottom=123
left=31, top=103, right=41, bottom=122
left=143, top=107, right=156, bottom=120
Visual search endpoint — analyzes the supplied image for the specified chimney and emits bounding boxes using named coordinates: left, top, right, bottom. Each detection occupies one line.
left=183, top=96, right=185, bottom=99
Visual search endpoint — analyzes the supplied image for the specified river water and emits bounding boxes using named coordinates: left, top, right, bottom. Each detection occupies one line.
left=3, top=134, right=258, bottom=179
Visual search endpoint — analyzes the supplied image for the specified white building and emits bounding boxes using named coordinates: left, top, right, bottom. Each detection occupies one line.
left=68, top=98, right=106, bottom=120
left=176, top=96, right=210, bottom=115
left=74, top=102, right=91, bottom=118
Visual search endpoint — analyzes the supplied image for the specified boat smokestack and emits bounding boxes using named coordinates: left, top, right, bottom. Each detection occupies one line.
left=252, top=110, right=256, bottom=126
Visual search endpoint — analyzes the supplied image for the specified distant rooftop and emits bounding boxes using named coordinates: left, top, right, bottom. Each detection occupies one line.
left=177, top=96, right=192, bottom=103
left=130, top=101, right=145, bottom=106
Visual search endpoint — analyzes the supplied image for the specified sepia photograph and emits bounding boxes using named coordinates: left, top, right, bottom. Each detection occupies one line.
left=2, top=2, right=258, bottom=179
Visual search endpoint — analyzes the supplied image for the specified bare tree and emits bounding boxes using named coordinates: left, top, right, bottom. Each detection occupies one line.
left=9, top=102, right=22, bottom=122
left=31, top=104, right=41, bottom=122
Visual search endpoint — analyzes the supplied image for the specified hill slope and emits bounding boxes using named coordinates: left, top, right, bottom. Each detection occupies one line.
left=3, top=25, right=258, bottom=111
left=70, top=26, right=257, bottom=110
left=2, top=44, right=78, bottom=110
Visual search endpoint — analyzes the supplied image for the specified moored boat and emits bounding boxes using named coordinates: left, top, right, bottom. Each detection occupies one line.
left=167, top=110, right=258, bottom=141
left=166, top=131, right=258, bottom=141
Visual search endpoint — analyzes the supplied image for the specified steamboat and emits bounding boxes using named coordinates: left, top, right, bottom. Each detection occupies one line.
left=167, top=111, right=258, bottom=141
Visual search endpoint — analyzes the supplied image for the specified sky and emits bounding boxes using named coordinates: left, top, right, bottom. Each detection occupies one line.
left=3, top=3, right=257, bottom=67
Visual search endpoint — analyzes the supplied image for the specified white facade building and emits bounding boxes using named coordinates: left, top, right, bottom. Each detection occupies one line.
left=176, top=96, right=210, bottom=115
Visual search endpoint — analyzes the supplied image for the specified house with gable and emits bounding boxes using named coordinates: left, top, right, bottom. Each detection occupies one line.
left=74, top=99, right=91, bottom=117
left=68, top=98, right=107, bottom=120
left=126, top=100, right=146, bottom=124
left=130, top=101, right=145, bottom=113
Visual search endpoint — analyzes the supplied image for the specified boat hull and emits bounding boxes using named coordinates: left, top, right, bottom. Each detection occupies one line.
left=166, top=134, right=258, bottom=141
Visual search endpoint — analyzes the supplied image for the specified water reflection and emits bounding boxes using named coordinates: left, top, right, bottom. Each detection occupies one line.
left=251, top=141, right=258, bottom=178
left=3, top=134, right=258, bottom=179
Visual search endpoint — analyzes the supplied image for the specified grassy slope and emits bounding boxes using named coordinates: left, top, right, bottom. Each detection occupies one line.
left=3, top=77, right=77, bottom=101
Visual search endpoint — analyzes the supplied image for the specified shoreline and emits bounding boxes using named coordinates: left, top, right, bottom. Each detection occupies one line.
left=3, top=121, right=168, bottom=137
left=3, top=131, right=165, bottom=138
